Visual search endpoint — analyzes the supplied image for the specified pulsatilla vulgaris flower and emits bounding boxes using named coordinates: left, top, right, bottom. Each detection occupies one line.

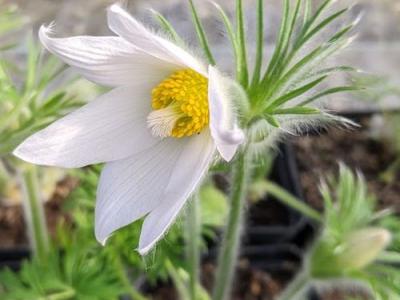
left=13, top=4, right=245, bottom=254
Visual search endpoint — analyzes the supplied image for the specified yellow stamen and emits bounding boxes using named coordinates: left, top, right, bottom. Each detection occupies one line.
left=148, top=69, right=209, bottom=138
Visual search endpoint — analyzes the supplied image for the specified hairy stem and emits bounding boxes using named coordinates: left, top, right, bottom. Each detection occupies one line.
left=165, top=259, right=191, bottom=300
left=185, top=194, right=201, bottom=300
left=19, top=164, right=49, bottom=263
left=264, top=180, right=322, bottom=222
left=277, top=270, right=311, bottom=300
left=114, top=254, right=149, bottom=300
left=212, top=153, right=249, bottom=300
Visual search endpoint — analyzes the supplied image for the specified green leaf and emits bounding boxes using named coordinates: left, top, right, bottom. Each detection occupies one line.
left=250, top=0, right=264, bottom=88
left=328, top=24, right=354, bottom=43
left=309, top=65, right=359, bottom=78
left=0, top=37, right=81, bottom=157
left=25, top=36, right=40, bottom=94
left=200, top=184, right=228, bottom=227
left=301, top=0, right=335, bottom=37
left=188, top=0, right=215, bottom=65
left=273, top=106, right=320, bottom=115
left=303, top=0, right=312, bottom=26
left=261, top=0, right=300, bottom=85
left=255, top=0, right=353, bottom=106
left=299, top=85, right=362, bottom=106
left=151, top=9, right=183, bottom=44
left=285, top=0, right=302, bottom=50
left=213, top=2, right=239, bottom=68
left=265, top=75, right=327, bottom=110
left=0, top=245, right=124, bottom=300
left=235, top=0, right=249, bottom=87
left=41, top=92, right=67, bottom=111
left=261, top=0, right=290, bottom=84
left=297, top=8, right=349, bottom=50
left=268, top=30, right=352, bottom=102
left=264, top=114, right=280, bottom=127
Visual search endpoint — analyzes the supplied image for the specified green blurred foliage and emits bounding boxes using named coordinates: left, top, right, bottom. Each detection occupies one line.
left=309, top=165, right=400, bottom=300
left=0, top=243, right=123, bottom=300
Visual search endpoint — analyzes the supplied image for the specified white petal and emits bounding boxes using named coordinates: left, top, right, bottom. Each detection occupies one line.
left=208, top=66, right=245, bottom=161
left=95, top=138, right=184, bottom=244
left=14, top=85, right=158, bottom=168
left=107, top=4, right=207, bottom=76
left=138, top=131, right=215, bottom=254
left=39, top=25, right=177, bottom=87
left=95, top=131, right=215, bottom=250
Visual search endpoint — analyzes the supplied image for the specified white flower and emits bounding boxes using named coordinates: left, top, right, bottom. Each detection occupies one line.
left=13, top=4, right=245, bottom=255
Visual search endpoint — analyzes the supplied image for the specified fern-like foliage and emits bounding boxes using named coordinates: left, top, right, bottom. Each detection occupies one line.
left=66, top=167, right=225, bottom=285
left=0, top=38, right=82, bottom=157
left=0, top=244, right=123, bottom=300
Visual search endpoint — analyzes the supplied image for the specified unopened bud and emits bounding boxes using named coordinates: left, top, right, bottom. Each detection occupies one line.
left=337, top=228, right=391, bottom=270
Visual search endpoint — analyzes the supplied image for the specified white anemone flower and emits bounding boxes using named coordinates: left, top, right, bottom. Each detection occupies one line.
left=13, top=4, right=245, bottom=255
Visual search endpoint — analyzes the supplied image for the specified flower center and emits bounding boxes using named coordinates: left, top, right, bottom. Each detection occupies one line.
left=147, top=69, right=209, bottom=138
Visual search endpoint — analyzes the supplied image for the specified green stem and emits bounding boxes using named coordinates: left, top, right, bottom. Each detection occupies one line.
left=236, top=0, right=249, bottom=88
left=277, top=270, right=311, bottom=300
left=165, top=259, right=191, bottom=300
left=19, top=164, right=49, bottom=262
left=212, top=153, right=249, bottom=300
left=186, top=195, right=201, bottom=300
left=264, top=180, right=322, bottom=222
left=113, top=255, right=148, bottom=300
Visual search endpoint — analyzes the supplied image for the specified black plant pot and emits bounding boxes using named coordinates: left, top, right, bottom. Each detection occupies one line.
left=0, top=247, right=30, bottom=271
left=241, top=143, right=316, bottom=275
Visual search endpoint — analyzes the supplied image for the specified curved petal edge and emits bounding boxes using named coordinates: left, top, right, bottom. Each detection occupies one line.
left=208, top=66, right=245, bottom=162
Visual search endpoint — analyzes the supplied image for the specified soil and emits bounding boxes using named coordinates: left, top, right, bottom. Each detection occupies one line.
left=0, top=177, right=78, bottom=248
left=248, top=197, right=293, bottom=227
left=287, top=114, right=400, bottom=300
left=147, top=259, right=285, bottom=300
left=292, top=115, right=400, bottom=212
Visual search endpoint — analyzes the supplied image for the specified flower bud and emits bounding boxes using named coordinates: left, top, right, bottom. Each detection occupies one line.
left=310, top=227, right=391, bottom=278
left=337, top=227, right=391, bottom=270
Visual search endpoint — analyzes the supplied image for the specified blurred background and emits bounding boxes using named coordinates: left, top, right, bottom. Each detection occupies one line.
left=3, top=0, right=400, bottom=110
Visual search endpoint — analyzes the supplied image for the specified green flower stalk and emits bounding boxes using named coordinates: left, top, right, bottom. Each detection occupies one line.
left=18, top=164, right=49, bottom=262
left=212, top=153, right=249, bottom=300
left=185, top=194, right=201, bottom=300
